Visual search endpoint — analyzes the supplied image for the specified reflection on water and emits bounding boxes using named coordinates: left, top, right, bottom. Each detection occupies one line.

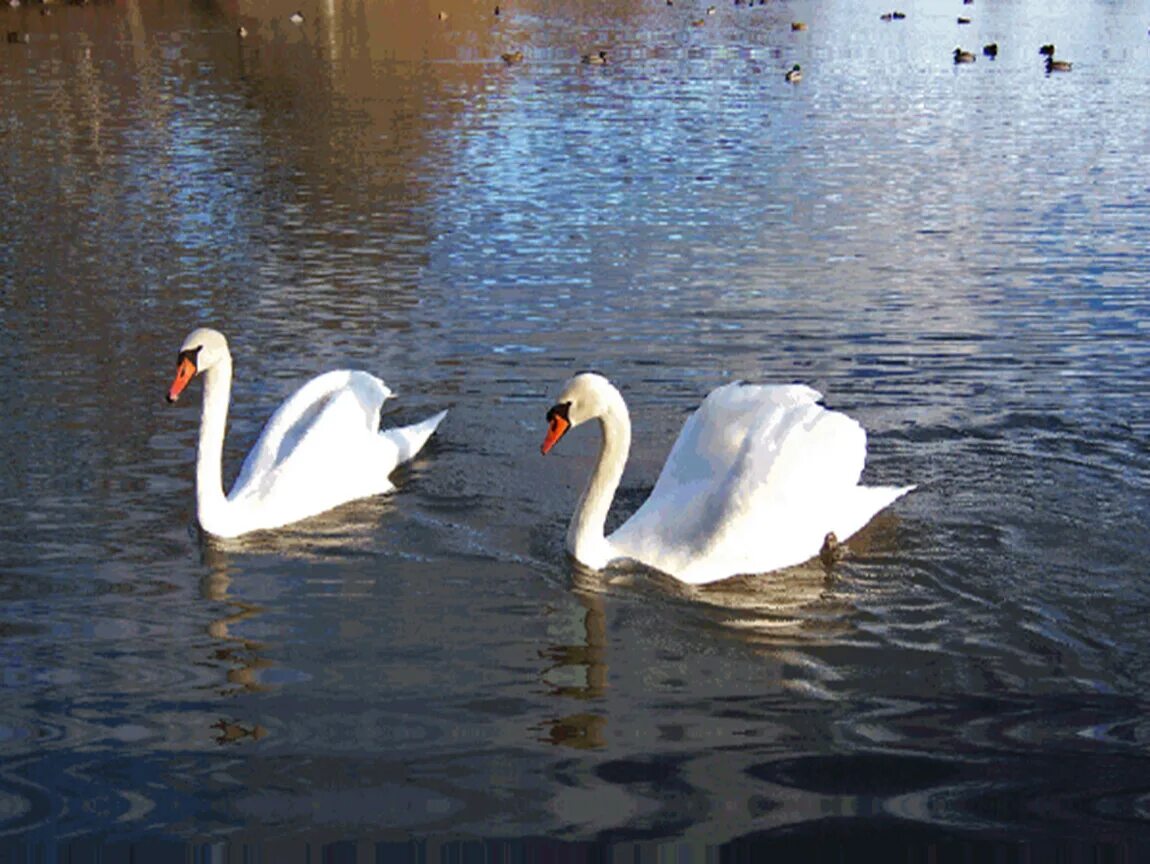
left=2, top=0, right=1149, bottom=851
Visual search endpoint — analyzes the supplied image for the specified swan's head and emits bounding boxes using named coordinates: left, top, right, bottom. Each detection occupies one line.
left=541, top=372, right=621, bottom=454
left=167, top=327, right=230, bottom=403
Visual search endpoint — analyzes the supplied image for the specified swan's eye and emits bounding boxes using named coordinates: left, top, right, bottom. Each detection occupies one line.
left=177, top=346, right=202, bottom=370
left=545, top=402, right=571, bottom=424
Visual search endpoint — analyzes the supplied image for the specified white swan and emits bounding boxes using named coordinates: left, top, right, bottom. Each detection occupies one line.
left=166, top=327, right=447, bottom=538
left=541, top=372, right=913, bottom=585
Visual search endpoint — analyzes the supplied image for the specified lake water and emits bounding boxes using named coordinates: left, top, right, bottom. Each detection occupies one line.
left=1, top=0, right=1148, bottom=856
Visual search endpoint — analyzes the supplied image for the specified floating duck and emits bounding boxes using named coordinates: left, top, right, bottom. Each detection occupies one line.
left=1045, top=56, right=1072, bottom=72
left=819, top=532, right=847, bottom=568
left=791, top=21, right=807, bottom=31
left=785, top=63, right=802, bottom=82
left=957, top=16, right=971, bottom=24
left=953, top=47, right=976, bottom=63
left=581, top=50, right=608, bottom=64
left=501, top=50, right=523, bottom=64
left=983, top=42, right=998, bottom=57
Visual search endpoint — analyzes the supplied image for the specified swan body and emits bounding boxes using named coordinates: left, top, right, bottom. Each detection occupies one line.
left=167, top=328, right=446, bottom=538
left=541, top=373, right=913, bottom=585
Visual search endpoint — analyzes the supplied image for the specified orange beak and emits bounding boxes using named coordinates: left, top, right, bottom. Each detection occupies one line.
left=541, top=414, right=570, bottom=455
left=167, top=355, right=197, bottom=403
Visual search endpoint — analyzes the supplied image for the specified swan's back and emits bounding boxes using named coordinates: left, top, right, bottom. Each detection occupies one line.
left=612, top=382, right=910, bottom=584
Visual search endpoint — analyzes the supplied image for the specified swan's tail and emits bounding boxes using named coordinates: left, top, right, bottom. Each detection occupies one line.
left=381, top=409, right=448, bottom=465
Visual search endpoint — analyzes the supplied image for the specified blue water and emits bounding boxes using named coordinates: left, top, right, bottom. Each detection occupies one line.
left=1, top=0, right=1148, bottom=856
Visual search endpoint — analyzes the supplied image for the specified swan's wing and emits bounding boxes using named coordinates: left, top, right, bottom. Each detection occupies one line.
left=646, top=381, right=824, bottom=502
left=230, top=370, right=390, bottom=500
left=614, top=384, right=905, bottom=584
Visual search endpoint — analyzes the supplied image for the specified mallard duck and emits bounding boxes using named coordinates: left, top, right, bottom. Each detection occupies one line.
left=501, top=50, right=523, bottom=64
left=953, top=47, right=976, bottom=63
left=892, top=11, right=906, bottom=19
left=819, top=532, right=847, bottom=568
left=957, top=16, right=971, bottom=24
left=785, top=63, right=802, bottom=82
left=983, top=42, right=998, bottom=57
left=791, top=21, right=808, bottom=31
left=581, top=50, right=608, bottom=64
left=1045, top=56, right=1072, bottom=72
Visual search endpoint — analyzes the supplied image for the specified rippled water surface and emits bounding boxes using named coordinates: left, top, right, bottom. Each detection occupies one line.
left=2, top=0, right=1149, bottom=855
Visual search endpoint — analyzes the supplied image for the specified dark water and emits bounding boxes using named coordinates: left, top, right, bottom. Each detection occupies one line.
left=1, top=0, right=1149, bottom=856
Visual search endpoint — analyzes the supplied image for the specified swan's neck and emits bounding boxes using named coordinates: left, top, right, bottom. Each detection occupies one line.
left=196, top=357, right=233, bottom=523
left=567, top=401, right=631, bottom=568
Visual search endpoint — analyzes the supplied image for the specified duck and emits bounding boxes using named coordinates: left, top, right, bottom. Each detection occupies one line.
left=983, top=42, right=998, bottom=57
left=785, top=63, right=802, bottom=82
left=581, top=50, right=608, bottom=64
left=791, top=21, right=808, bottom=31
left=819, top=532, right=847, bottom=568
left=1045, top=55, right=1072, bottom=72
left=501, top=50, right=524, bottom=64
left=166, top=328, right=447, bottom=538
left=957, top=16, right=971, bottom=24
left=953, top=47, right=976, bottom=63
left=540, top=373, right=913, bottom=585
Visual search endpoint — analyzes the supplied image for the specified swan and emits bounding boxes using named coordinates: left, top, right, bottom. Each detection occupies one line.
left=166, top=327, right=447, bottom=538
left=540, top=372, right=914, bottom=585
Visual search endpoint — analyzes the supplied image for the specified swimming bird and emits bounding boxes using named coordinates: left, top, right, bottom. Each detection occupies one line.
left=1045, top=55, right=1072, bottom=72
left=581, top=50, right=608, bottom=64
left=983, top=42, right=998, bottom=57
left=501, top=50, right=524, bottom=64
left=819, top=532, right=847, bottom=568
left=785, top=63, right=802, bottom=82
left=791, top=21, right=807, bottom=31
left=540, top=373, right=913, bottom=585
left=954, top=47, right=976, bottom=63
left=957, top=16, right=971, bottom=24
left=166, top=327, right=447, bottom=538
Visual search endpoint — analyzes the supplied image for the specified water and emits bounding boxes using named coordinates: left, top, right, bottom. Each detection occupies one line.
left=1, top=0, right=1148, bottom=854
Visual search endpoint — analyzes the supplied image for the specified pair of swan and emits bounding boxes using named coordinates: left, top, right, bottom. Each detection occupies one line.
left=169, top=328, right=913, bottom=585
